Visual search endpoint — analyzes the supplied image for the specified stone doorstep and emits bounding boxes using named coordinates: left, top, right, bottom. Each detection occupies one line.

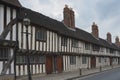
left=0, top=75, right=14, bottom=80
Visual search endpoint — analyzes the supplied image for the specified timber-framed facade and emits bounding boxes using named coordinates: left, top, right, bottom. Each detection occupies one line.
left=0, top=0, right=120, bottom=79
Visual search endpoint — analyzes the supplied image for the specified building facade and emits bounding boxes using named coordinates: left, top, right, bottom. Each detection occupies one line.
left=0, top=0, right=120, bottom=78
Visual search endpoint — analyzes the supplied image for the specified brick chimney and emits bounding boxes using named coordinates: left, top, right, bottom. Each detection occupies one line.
left=92, top=22, right=99, bottom=38
left=115, top=36, right=120, bottom=46
left=107, top=32, right=112, bottom=43
left=63, top=5, right=75, bottom=29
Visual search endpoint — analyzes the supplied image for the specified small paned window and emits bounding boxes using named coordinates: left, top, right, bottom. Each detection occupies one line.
left=85, top=43, right=90, bottom=50
left=61, top=37, right=67, bottom=46
left=100, top=47, right=104, bottom=52
left=16, top=55, right=45, bottom=64
left=70, top=56, right=76, bottom=65
left=16, top=55, right=27, bottom=64
left=82, top=56, right=87, bottom=64
left=72, top=39, right=79, bottom=48
left=30, top=55, right=45, bottom=64
left=0, top=47, right=9, bottom=60
left=104, top=58, right=107, bottom=62
left=106, top=48, right=110, bottom=53
left=110, top=49, right=114, bottom=54
left=92, top=44, right=100, bottom=51
left=36, top=28, right=47, bottom=41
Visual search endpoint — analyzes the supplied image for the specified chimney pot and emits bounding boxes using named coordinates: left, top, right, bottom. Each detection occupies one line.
left=65, top=4, right=68, bottom=8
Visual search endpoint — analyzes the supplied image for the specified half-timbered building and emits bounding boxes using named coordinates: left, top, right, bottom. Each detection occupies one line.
left=0, top=0, right=120, bottom=78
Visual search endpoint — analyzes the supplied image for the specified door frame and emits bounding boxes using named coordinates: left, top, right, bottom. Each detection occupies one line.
left=90, top=56, right=96, bottom=68
left=46, top=55, right=63, bottom=74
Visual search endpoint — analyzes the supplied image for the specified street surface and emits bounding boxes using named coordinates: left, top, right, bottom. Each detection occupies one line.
left=74, top=68, right=120, bottom=80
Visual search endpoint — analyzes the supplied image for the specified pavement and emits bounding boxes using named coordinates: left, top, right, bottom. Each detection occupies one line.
left=17, top=65, right=120, bottom=80
left=73, top=67, right=120, bottom=80
left=17, top=70, right=80, bottom=80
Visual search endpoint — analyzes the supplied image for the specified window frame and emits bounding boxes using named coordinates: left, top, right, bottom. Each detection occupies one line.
left=36, top=27, right=47, bottom=42
left=61, top=37, right=67, bottom=46
left=72, top=39, right=79, bottom=48
left=92, top=44, right=100, bottom=51
left=0, top=47, right=9, bottom=60
left=85, top=43, right=90, bottom=50
left=82, top=56, right=87, bottom=64
left=16, top=55, right=45, bottom=64
left=70, top=56, right=76, bottom=65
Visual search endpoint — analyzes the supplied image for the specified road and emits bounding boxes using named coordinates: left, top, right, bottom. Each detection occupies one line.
left=74, top=68, right=120, bottom=80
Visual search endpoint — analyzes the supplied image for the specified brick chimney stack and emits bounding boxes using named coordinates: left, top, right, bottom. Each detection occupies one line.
left=107, top=32, right=112, bottom=43
left=92, top=22, right=99, bottom=38
left=70, top=8, right=75, bottom=28
left=63, top=5, right=75, bottom=29
left=115, top=36, right=120, bottom=46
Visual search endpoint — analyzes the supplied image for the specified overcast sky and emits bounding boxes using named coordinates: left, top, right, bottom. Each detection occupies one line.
left=19, top=0, right=120, bottom=42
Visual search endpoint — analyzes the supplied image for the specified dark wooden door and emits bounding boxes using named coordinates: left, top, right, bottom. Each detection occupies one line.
left=110, top=57, right=112, bottom=66
left=91, top=56, right=96, bottom=68
left=56, top=56, right=63, bottom=73
left=46, top=55, right=53, bottom=74
left=118, top=58, right=120, bottom=64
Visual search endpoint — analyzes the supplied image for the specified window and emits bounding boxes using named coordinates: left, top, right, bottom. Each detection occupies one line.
left=106, top=48, right=110, bottom=53
left=16, top=55, right=27, bottom=64
left=0, top=47, right=9, bottom=60
left=104, top=58, right=107, bottom=62
left=82, top=56, right=87, bottom=64
left=61, top=37, right=67, bottom=46
left=39, top=56, right=45, bottom=64
left=16, top=55, right=45, bottom=64
left=110, top=49, right=114, bottom=54
left=30, top=55, right=45, bottom=64
left=92, top=44, right=100, bottom=51
left=85, top=43, right=90, bottom=50
left=70, top=56, right=76, bottom=65
left=30, top=56, right=35, bottom=63
left=36, top=28, right=47, bottom=41
left=100, top=47, right=104, bottom=52
left=72, top=39, right=78, bottom=47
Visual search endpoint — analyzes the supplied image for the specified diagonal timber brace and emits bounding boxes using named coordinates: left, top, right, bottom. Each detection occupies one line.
left=0, top=18, right=18, bottom=75
left=0, top=18, right=17, bottom=40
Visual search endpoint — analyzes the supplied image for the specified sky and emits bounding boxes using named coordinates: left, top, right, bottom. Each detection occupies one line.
left=19, top=0, right=120, bottom=42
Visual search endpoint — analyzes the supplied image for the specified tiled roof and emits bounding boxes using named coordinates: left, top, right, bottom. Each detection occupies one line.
left=1, top=0, right=22, bottom=7
left=21, top=8, right=120, bottom=50
left=22, top=8, right=99, bottom=43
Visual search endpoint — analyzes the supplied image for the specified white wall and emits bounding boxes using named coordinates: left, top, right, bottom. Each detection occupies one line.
left=0, top=4, right=4, bottom=35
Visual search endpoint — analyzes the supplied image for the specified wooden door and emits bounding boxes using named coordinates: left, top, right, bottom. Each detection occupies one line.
left=110, top=57, right=112, bottom=66
left=91, top=56, right=96, bottom=68
left=56, top=56, right=63, bottom=73
left=46, top=55, right=53, bottom=74
left=118, top=58, right=120, bottom=64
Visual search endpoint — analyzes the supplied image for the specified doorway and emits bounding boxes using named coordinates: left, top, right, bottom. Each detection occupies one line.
left=110, top=57, right=112, bottom=66
left=91, top=56, right=96, bottom=68
left=46, top=55, right=63, bottom=74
